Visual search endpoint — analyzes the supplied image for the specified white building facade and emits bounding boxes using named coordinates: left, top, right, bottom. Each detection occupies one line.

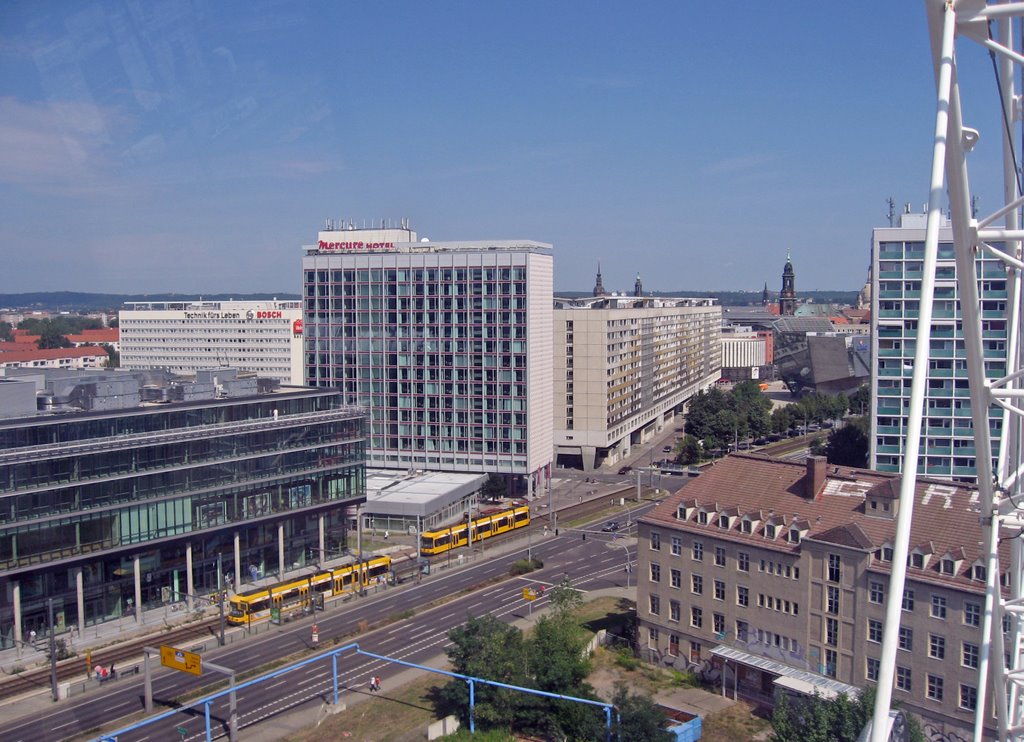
left=119, top=300, right=304, bottom=385
left=302, top=226, right=553, bottom=494
left=552, top=295, right=721, bottom=470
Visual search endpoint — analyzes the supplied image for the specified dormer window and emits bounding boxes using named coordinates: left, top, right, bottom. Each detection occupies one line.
left=676, top=506, right=686, bottom=520
left=718, top=514, right=729, bottom=529
left=940, top=558, right=955, bottom=576
left=698, top=511, right=709, bottom=525
left=741, top=519, right=752, bottom=534
left=879, top=545, right=894, bottom=562
left=910, top=553, right=924, bottom=569
left=765, top=523, right=777, bottom=540
left=788, top=528, right=801, bottom=544
left=971, top=564, right=987, bottom=582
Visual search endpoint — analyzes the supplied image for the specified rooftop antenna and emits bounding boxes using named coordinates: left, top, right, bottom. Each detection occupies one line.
left=886, top=197, right=896, bottom=227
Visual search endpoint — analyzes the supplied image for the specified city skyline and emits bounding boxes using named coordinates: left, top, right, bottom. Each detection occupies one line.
left=0, top=2, right=1005, bottom=295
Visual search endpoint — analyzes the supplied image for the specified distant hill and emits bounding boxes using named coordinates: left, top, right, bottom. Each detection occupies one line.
left=0, top=292, right=301, bottom=312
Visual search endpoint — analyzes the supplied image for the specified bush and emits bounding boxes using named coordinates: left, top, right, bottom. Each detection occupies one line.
left=509, top=558, right=543, bottom=575
left=669, top=668, right=698, bottom=687
left=614, top=649, right=640, bottom=671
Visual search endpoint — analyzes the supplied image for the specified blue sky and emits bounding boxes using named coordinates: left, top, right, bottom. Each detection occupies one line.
left=0, top=1, right=1007, bottom=295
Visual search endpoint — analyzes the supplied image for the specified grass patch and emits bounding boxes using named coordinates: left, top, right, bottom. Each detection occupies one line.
left=508, top=558, right=543, bottom=575
left=701, top=700, right=772, bottom=742
left=286, top=672, right=443, bottom=742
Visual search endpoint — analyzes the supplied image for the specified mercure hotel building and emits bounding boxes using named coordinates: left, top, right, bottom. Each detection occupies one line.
left=302, top=225, right=553, bottom=495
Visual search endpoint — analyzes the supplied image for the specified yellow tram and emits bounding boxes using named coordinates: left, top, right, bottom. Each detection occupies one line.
left=227, top=555, right=392, bottom=625
left=419, top=505, right=530, bottom=556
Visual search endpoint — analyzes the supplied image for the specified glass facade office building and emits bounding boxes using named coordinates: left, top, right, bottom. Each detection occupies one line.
left=302, top=227, right=554, bottom=493
left=0, top=380, right=365, bottom=646
left=869, top=211, right=1007, bottom=481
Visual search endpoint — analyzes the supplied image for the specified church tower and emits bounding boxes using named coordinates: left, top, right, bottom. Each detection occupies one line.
left=593, top=263, right=608, bottom=297
left=761, top=281, right=770, bottom=307
left=634, top=273, right=643, bottom=297
left=779, top=250, right=797, bottom=316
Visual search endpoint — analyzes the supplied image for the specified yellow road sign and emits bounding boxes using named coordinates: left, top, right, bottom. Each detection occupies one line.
left=522, top=587, right=537, bottom=601
left=160, top=644, right=202, bottom=676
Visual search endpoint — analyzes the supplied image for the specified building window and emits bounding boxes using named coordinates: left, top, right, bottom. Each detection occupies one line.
left=962, top=601, right=978, bottom=626
left=651, top=532, right=661, bottom=551
left=899, top=627, right=913, bottom=652
left=648, top=627, right=659, bottom=648
left=649, top=595, right=660, bottom=615
left=824, top=649, right=838, bottom=678
left=650, top=563, right=661, bottom=582
left=828, top=553, right=841, bottom=582
left=931, top=594, right=947, bottom=619
left=896, top=666, right=912, bottom=692
left=765, top=523, right=777, bottom=539
left=929, top=634, right=945, bottom=660
left=671, top=536, right=682, bottom=556
left=736, top=620, right=749, bottom=642
left=869, top=580, right=885, bottom=604
left=960, top=684, right=978, bottom=711
left=714, top=579, right=725, bottom=601
left=669, top=634, right=680, bottom=656
left=902, top=588, right=915, bottom=612
left=738, top=552, right=750, bottom=572
left=868, top=619, right=883, bottom=643
left=962, top=642, right=979, bottom=669
left=927, top=674, right=944, bottom=702
left=670, top=568, right=682, bottom=589
left=691, top=606, right=703, bottom=629
left=866, top=657, right=880, bottom=682
left=698, top=511, right=708, bottom=525
left=826, top=585, right=840, bottom=615
left=737, top=586, right=749, bottom=607
left=713, top=613, right=725, bottom=635
left=670, top=600, right=680, bottom=622
left=826, top=617, right=839, bottom=647
left=692, top=574, right=703, bottom=595
left=714, top=546, right=726, bottom=566
left=690, top=641, right=702, bottom=663
left=692, top=541, right=704, bottom=561
left=940, top=558, right=955, bottom=575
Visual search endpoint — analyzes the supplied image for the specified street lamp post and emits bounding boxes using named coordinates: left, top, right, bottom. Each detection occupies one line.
left=48, top=598, right=58, bottom=702
left=216, top=554, right=225, bottom=647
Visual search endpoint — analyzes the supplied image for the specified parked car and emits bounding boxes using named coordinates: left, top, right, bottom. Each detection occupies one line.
left=617, top=465, right=633, bottom=475
left=602, top=521, right=620, bottom=532
left=662, top=445, right=674, bottom=453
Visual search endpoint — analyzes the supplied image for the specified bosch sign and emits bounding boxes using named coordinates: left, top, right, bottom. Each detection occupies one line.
left=256, top=311, right=282, bottom=319
left=317, top=240, right=395, bottom=252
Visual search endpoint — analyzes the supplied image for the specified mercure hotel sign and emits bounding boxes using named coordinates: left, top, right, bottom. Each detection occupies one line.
left=317, top=240, right=395, bottom=251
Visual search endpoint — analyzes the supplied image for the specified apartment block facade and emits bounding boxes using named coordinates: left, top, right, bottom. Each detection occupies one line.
left=120, top=300, right=304, bottom=385
left=637, top=454, right=1002, bottom=739
left=551, top=295, right=721, bottom=470
left=870, top=211, right=1007, bottom=481
left=302, top=226, right=553, bottom=493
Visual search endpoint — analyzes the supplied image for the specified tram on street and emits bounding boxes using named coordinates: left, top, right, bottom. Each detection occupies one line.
left=419, top=505, right=530, bottom=556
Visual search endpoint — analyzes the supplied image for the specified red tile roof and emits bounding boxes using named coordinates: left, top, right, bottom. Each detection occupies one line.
left=66, top=328, right=119, bottom=343
left=0, top=347, right=109, bottom=362
left=642, top=453, right=1003, bottom=593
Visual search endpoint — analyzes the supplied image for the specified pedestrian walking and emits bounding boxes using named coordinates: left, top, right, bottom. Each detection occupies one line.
left=375, top=676, right=382, bottom=692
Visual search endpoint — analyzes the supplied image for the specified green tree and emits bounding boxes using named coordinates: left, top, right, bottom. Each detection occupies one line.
left=771, top=407, right=793, bottom=434
left=37, top=329, right=72, bottom=349
left=548, top=575, right=584, bottom=618
left=612, top=683, right=674, bottom=742
left=437, top=614, right=527, bottom=728
left=0, top=321, right=12, bottom=341
left=849, top=384, right=871, bottom=416
left=480, top=474, right=506, bottom=502
left=769, top=686, right=923, bottom=742
left=684, top=387, right=733, bottom=441
left=823, top=416, right=869, bottom=468
left=676, top=434, right=702, bottom=465
left=103, top=345, right=120, bottom=368
left=732, top=380, right=772, bottom=438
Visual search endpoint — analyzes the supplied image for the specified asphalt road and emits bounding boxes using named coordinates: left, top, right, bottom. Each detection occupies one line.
left=1, top=507, right=654, bottom=742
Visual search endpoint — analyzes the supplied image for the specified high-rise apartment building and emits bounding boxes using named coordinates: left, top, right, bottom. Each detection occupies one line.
left=869, top=211, right=1007, bottom=481
left=552, top=294, right=721, bottom=470
left=120, top=300, right=304, bottom=385
left=302, top=225, right=553, bottom=493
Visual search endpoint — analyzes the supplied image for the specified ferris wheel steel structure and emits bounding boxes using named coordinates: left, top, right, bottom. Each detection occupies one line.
left=872, top=2, right=1024, bottom=740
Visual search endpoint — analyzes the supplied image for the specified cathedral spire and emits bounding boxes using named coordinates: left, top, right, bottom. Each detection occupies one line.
left=634, top=273, right=643, bottom=297
left=593, top=262, right=607, bottom=297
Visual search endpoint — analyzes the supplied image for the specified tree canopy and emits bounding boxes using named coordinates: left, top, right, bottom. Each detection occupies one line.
left=437, top=605, right=667, bottom=741
left=822, top=416, right=869, bottom=468
left=770, top=687, right=924, bottom=742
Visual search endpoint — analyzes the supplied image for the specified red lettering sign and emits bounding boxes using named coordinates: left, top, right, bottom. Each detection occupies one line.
left=293, top=319, right=303, bottom=336
left=256, top=311, right=283, bottom=319
left=317, top=240, right=395, bottom=251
